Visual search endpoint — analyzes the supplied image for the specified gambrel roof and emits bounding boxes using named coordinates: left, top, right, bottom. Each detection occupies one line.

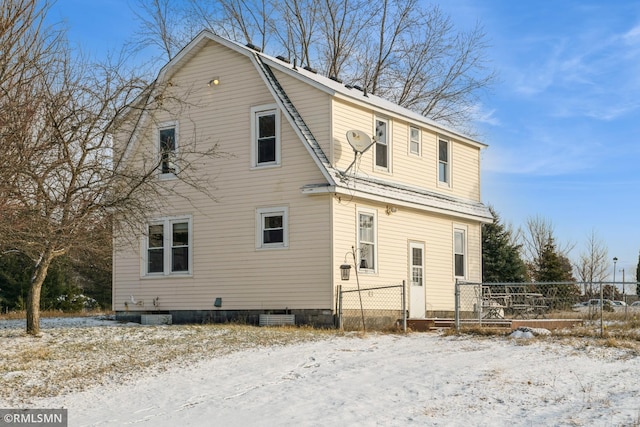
left=141, top=30, right=492, bottom=223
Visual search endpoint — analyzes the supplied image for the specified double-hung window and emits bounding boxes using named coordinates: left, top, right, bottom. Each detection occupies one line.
left=251, top=105, right=280, bottom=167
left=375, top=117, right=390, bottom=170
left=145, top=217, right=192, bottom=276
left=438, top=137, right=450, bottom=185
left=454, top=227, right=466, bottom=278
left=158, top=123, right=178, bottom=178
left=256, top=207, right=288, bottom=249
left=409, top=126, right=420, bottom=156
left=358, top=210, right=377, bottom=271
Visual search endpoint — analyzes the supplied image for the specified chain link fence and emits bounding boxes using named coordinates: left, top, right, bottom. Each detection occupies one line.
left=336, top=282, right=406, bottom=332
left=455, top=281, right=640, bottom=336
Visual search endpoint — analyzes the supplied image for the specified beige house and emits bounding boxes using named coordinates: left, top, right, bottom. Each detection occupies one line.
left=113, top=31, right=492, bottom=326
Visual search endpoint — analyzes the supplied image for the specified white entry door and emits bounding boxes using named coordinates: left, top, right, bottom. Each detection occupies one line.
left=409, top=242, right=426, bottom=318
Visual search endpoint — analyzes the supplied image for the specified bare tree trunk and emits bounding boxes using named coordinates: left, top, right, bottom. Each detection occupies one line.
left=26, top=249, right=55, bottom=335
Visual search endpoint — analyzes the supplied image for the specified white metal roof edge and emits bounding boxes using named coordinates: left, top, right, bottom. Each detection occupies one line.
left=301, top=181, right=493, bottom=224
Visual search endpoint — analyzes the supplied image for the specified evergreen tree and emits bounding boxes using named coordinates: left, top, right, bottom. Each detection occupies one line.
left=532, top=239, right=578, bottom=309
left=482, top=207, right=527, bottom=282
left=534, top=238, right=574, bottom=282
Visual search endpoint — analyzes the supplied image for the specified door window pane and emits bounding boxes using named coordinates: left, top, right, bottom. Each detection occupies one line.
left=411, top=246, right=423, bottom=286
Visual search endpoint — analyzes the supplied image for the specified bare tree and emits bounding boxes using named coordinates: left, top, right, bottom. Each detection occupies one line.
left=131, top=0, right=496, bottom=131
left=130, top=0, right=190, bottom=62
left=183, top=0, right=273, bottom=51
left=317, top=0, right=369, bottom=78
left=270, top=0, right=320, bottom=68
left=518, top=215, right=574, bottom=281
left=0, top=1, right=219, bottom=335
left=574, top=230, right=609, bottom=297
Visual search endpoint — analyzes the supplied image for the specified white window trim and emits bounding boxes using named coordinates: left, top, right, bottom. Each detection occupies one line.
left=256, top=206, right=289, bottom=250
left=250, top=104, right=281, bottom=168
left=357, top=208, right=378, bottom=273
left=157, top=121, right=179, bottom=180
left=142, top=215, right=193, bottom=278
left=374, top=116, right=392, bottom=173
left=453, top=225, right=467, bottom=279
left=409, top=126, right=421, bottom=156
left=438, top=136, right=451, bottom=188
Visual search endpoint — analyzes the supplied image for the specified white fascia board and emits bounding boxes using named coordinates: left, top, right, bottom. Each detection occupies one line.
left=301, top=183, right=492, bottom=223
left=333, top=186, right=493, bottom=223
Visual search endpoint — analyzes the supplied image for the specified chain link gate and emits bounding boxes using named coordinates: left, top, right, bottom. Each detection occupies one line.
left=336, top=281, right=406, bottom=332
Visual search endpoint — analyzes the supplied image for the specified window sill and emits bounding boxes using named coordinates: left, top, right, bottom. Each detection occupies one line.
left=159, top=173, right=178, bottom=181
left=141, top=273, right=193, bottom=279
left=250, top=163, right=281, bottom=170
left=256, top=245, right=289, bottom=251
left=374, top=167, right=392, bottom=175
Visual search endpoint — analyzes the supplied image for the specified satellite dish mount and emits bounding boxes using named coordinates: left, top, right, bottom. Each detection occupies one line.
left=343, top=130, right=374, bottom=175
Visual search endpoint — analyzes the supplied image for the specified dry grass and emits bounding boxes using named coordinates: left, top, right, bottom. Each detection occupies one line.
left=0, top=310, right=110, bottom=320
left=447, top=317, right=640, bottom=353
left=0, top=318, right=336, bottom=406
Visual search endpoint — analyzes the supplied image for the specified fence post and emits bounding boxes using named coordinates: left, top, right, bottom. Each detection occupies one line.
left=454, top=279, right=460, bottom=332
left=338, top=284, right=343, bottom=331
left=402, top=280, right=407, bottom=333
left=599, top=281, right=604, bottom=337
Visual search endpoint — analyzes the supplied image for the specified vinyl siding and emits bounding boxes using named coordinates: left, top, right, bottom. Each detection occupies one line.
left=331, top=196, right=481, bottom=312
left=331, top=98, right=482, bottom=201
left=271, top=69, right=333, bottom=159
left=114, top=40, right=333, bottom=312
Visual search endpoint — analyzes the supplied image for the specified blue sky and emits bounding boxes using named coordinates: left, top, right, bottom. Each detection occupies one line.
left=438, top=0, right=640, bottom=278
left=48, top=0, right=640, bottom=278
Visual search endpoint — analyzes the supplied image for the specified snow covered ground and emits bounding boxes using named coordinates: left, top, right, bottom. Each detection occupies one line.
left=2, top=317, right=640, bottom=426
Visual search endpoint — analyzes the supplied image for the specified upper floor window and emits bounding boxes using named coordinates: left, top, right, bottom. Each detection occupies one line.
left=158, top=123, right=178, bottom=178
left=256, top=207, right=288, bottom=249
left=454, top=227, right=466, bottom=278
left=409, top=126, right=420, bottom=156
left=145, top=216, right=192, bottom=276
left=438, top=137, right=450, bottom=185
left=251, top=105, right=280, bottom=168
left=375, top=117, right=390, bottom=170
left=358, top=210, right=377, bottom=272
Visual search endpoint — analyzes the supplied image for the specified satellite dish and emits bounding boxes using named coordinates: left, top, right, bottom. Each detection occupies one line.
left=346, top=130, right=373, bottom=154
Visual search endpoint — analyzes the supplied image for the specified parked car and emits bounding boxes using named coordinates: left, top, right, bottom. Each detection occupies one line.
left=631, top=301, right=640, bottom=307
left=587, top=299, right=613, bottom=306
left=611, top=300, right=626, bottom=306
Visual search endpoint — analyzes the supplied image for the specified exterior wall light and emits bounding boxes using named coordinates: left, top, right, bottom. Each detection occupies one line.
left=340, top=264, right=352, bottom=281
